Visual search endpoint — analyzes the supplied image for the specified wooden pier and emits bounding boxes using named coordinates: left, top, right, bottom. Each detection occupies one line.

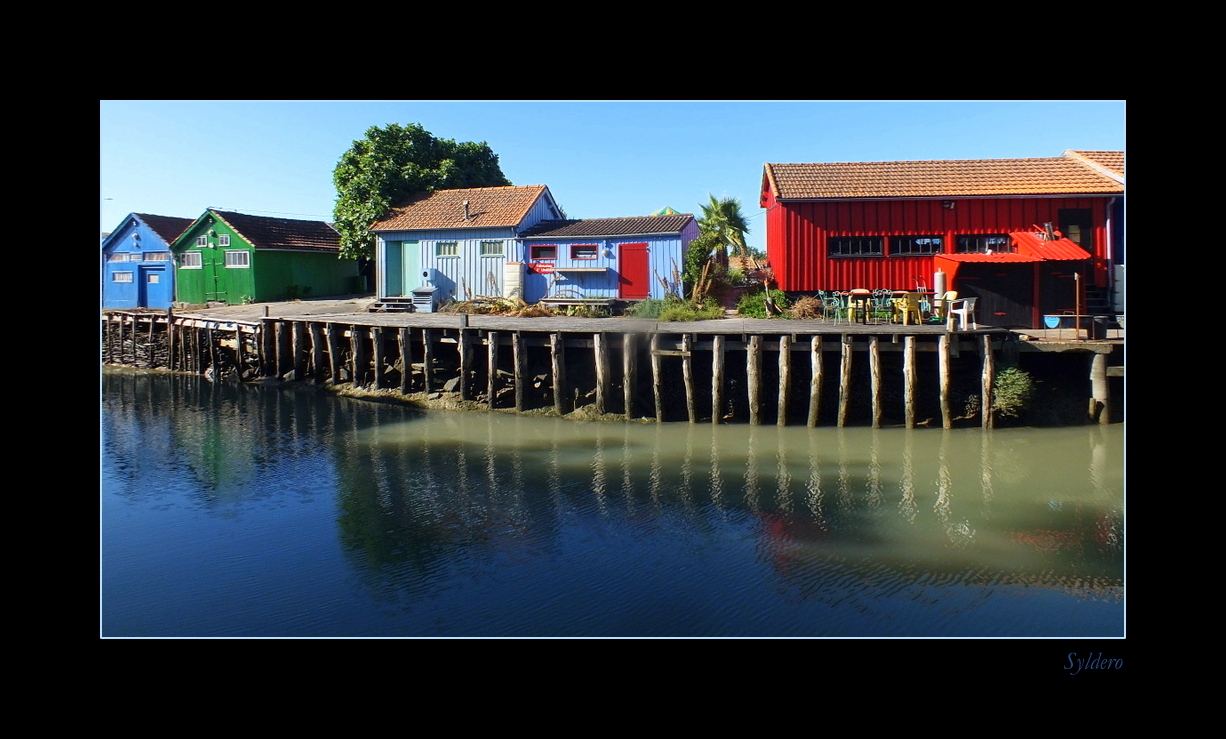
left=102, top=305, right=1122, bottom=427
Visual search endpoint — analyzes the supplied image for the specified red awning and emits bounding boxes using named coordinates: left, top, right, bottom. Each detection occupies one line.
left=1010, top=231, right=1092, bottom=260
left=936, top=253, right=1040, bottom=263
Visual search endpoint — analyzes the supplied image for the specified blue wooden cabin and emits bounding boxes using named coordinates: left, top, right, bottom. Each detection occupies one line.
left=101, top=213, right=194, bottom=310
left=370, top=185, right=565, bottom=311
left=518, top=214, right=698, bottom=303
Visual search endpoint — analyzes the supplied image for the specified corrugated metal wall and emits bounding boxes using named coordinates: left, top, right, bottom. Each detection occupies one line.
left=766, top=196, right=1110, bottom=292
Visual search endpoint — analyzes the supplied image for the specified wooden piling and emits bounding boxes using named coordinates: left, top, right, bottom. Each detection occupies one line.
left=326, top=323, right=340, bottom=384
left=551, top=332, right=567, bottom=416
left=207, top=326, right=217, bottom=376
left=904, top=336, right=917, bottom=428
left=398, top=327, right=411, bottom=393
left=869, top=335, right=880, bottom=428
left=487, top=330, right=499, bottom=409
left=683, top=333, right=695, bottom=423
left=421, top=328, right=434, bottom=393
left=807, top=336, right=822, bottom=427
left=939, top=335, right=951, bottom=428
left=372, top=326, right=385, bottom=389
left=459, top=328, right=473, bottom=401
left=837, top=334, right=852, bottom=427
left=351, top=325, right=367, bottom=387
left=748, top=335, right=762, bottom=425
left=623, top=333, right=636, bottom=420
left=595, top=332, right=609, bottom=415
left=981, top=334, right=995, bottom=429
left=1090, top=352, right=1109, bottom=424
left=778, top=335, right=791, bottom=426
left=651, top=334, right=663, bottom=422
left=711, top=334, right=725, bottom=424
left=514, top=331, right=526, bottom=412
left=167, top=311, right=176, bottom=370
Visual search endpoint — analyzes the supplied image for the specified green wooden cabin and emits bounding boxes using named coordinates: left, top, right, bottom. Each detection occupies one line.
left=172, top=208, right=359, bottom=305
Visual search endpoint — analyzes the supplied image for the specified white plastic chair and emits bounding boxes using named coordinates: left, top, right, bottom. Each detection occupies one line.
left=946, top=296, right=978, bottom=331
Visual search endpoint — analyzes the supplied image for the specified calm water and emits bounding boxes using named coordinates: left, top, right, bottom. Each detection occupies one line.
left=100, top=369, right=1124, bottom=638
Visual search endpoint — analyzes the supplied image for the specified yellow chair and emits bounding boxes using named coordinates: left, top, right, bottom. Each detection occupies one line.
left=892, top=292, right=922, bottom=325
left=933, top=290, right=956, bottom=321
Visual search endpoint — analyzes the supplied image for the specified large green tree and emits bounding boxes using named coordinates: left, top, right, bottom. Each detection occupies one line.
left=332, top=123, right=511, bottom=259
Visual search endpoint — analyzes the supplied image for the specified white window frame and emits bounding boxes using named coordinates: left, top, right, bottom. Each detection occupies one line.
left=112, top=271, right=134, bottom=283
left=480, top=241, right=504, bottom=257
left=180, top=252, right=202, bottom=269
left=436, top=241, right=459, bottom=257
left=144, top=252, right=171, bottom=262
left=224, top=250, right=251, bottom=268
left=197, top=236, right=208, bottom=247
left=219, top=234, right=231, bottom=247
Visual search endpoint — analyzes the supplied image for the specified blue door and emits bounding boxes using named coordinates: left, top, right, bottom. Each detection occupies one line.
left=140, top=266, right=172, bottom=309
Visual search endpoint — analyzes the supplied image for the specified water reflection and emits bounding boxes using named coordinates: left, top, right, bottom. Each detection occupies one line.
left=102, top=369, right=1124, bottom=637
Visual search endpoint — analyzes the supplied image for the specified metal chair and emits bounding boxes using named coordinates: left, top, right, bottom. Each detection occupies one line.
left=946, top=296, right=978, bottom=331
left=872, top=289, right=894, bottom=323
left=823, top=294, right=848, bottom=324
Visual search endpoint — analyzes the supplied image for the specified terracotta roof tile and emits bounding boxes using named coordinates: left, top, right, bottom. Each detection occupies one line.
left=210, top=209, right=341, bottom=252
left=764, top=152, right=1125, bottom=200
left=134, top=213, right=194, bottom=244
left=519, top=214, right=695, bottom=238
left=372, top=185, right=552, bottom=231
left=1064, top=150, right=1125, bottom=181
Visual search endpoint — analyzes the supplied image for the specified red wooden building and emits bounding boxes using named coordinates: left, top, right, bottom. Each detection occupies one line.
left=760, top=150, right=1125, bottom=328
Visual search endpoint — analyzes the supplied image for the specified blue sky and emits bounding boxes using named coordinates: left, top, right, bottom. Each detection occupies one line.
left=100, top=100, right=1125, bottom=251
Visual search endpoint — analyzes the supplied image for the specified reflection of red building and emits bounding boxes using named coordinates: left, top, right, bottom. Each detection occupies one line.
left=760, top=151, right=1125, bottom=328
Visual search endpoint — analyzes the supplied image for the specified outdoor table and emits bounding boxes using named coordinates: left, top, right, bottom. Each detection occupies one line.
left=845, top=289, right=873, bottom=323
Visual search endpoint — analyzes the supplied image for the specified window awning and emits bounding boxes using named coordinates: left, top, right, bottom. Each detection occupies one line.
left=1010, top=230, right=1092, bottom=260
left=936, top=253, right=1041, bottom=263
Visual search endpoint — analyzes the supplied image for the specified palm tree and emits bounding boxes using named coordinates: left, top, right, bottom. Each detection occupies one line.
left=699, top=195, right=751, bottom=270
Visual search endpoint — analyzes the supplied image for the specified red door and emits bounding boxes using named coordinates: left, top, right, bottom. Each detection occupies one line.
left=619, top=242, right=650, bottom=299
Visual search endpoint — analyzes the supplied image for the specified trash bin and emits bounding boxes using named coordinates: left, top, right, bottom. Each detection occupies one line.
left=1090, top=316, right=1107, bottom=340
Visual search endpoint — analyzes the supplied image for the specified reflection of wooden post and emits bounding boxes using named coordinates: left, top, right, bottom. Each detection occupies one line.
left=712, top=334, right=725, bottom=424
left=683, top=333, right=695, bottom=423
left=778, top=335, right=791, bottom=426
left=869, top=335, right=881, bottom=428
left=939, top=335, right=951, bottom=428
left=905, top=336, right=917, bottom=428
left=1090, top=352, right=1109, bottom=424
left=808, top=336, right=823, bottom=427
left=623, top=333, right=636, bottom=420
left=514, top=331, right=526, bottom=412
left=837, top=334, right=852, bottom=427
left=651, top=334, right=663, bottom=422
left=552, top=332, right=567, bottom=415
left=487, top=331, right=499, bottom=409
left=748, top=335, right=762, bottom=425
left=981, top=334, right=995, bottom=429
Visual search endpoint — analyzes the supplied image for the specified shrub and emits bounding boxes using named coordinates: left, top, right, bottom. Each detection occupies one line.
left=628, top=296, right=723, bottom=321
left=992, top=366, right=1034, bottom=418
left=737, top=288, right=790, bottom=318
